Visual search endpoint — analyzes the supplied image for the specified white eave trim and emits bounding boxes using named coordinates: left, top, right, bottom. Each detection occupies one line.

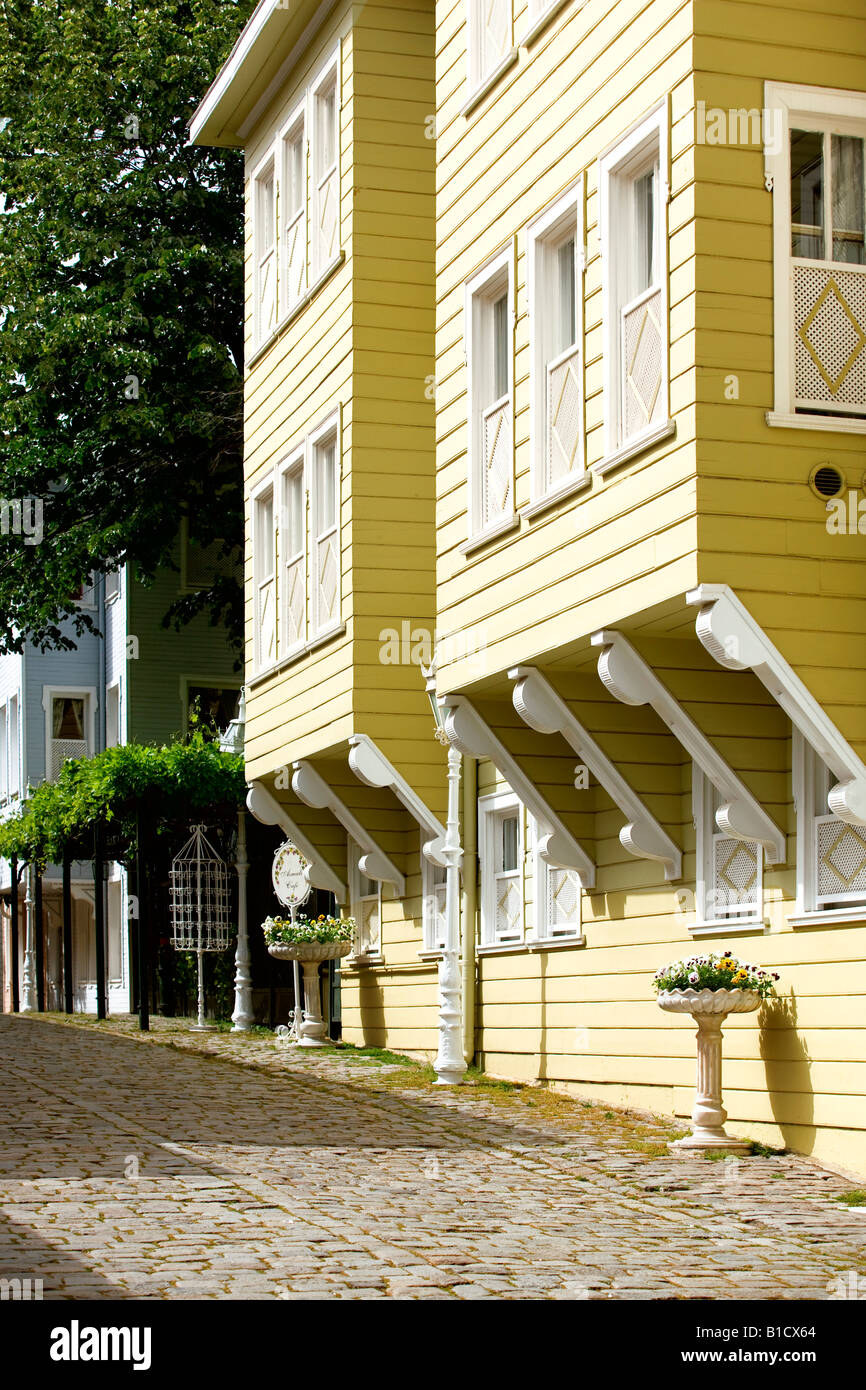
left=508, top=665, right=682, bottom=880
left=687, top=584, right=866, bottom=828
left=348, top=734, right=447, bottom=867
left=291, top=760, right=405, bottom=894
left=440, top=694, right=596, bottom=889
left=590, top=629, right=786, bottom=863
left=246, top=779, right=346, bottom=901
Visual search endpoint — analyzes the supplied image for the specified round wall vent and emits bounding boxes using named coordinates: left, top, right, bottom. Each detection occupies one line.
left=809, top=464, right=844, bottom=499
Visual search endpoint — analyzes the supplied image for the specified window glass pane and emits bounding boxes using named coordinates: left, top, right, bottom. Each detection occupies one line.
left=492, top=292, right=508, bottom=400
left=286, top=130, right=304, bottom=218
left=257, top=492, right=274, bottom=574
left=283, top=469, right=304, bottom=556
left=832, top=134, right=865, bottom=265
left=258, top=171, right=275, bottom=254
left=53, top=698, right=85, bottom=740
left=500, top=813, right=518, bottom=872
left=556, top=237, right=576, bottom=352
left=317, top=84, right=336, bottom=173
left=633, top=167, right=656, bottom=295
left=791, top=129, right=825, bottom=258
left=316, top=440, right=336, bottom=532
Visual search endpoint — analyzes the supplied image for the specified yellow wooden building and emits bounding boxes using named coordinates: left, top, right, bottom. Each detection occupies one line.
left=194, top=0, right=866, bottom=1176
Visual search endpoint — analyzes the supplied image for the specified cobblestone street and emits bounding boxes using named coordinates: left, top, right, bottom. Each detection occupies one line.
left=1, top=1014, right=865, bottom=1301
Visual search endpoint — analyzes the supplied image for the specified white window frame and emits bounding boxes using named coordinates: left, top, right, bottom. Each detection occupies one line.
left=349, top=839, right=383, bottom=962
left=598, top=103, right=671, bottom=466
left=309, top=49, right=341, bottom=281
left=692, top=766, right=764, bottom=933
left=251, top=473, right=277, bottom=673
left=279, top=98, right=308, bottom=316
left=0, top=702, right=7, bottom=804
left=309, top=408, right=341, bottom=639
left=251, top=147, right=278, bottom=349
left=7, top=694, right=18, bottom=798
left=466, top=0, right=514, bottom=99
left=533, top=833, right=583, bottom=941
left=278, top=443, right=307, bottom=658
left=479, top=791, right=524, bottom=947
left=765, top=81, right=866, bottom=431
left=465, top=244, right=515, bottom=542
left=42, top=686, right=96, bottom=784
left=421, top=837, right=447, bottom=954
left=793, top=729, right=866, bottom=919
left=105, top=680, right=122, bottom=749
left=528, top=179, right=586, bottom=502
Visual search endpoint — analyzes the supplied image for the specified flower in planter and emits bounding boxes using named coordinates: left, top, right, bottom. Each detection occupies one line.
left=653, top=952, right=779, bottom=999
left=262, top=914, right=356, bottom=946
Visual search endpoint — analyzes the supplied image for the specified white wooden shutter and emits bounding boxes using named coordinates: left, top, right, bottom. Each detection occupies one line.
left=312, top=430, right=340, bottom=633
left=282, top=115, right=307, bottom=312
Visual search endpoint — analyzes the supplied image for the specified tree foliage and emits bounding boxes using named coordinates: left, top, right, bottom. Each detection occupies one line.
left=0, top=0, right=254, bottom=652
left=0, top=733, right=246, bottom=865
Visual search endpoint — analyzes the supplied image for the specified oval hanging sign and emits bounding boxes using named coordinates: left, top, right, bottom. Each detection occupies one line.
left=272, top=841, right=312, bottom=908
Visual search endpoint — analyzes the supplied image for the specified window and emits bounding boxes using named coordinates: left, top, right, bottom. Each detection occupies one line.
left=280, top=449, right=306, bottom=654
left=8, top=695, right=19, bottom=797
left=599, top=107, right=669, bottom=457
left=105, top=683, right=121, bottom=749
left=105, top=570, right=121, bottom=603
left=350, top=840, right=382, bottom=960
left=766, top=83, right=866, bottom=423
left=252, top=155, right=277, bottom=348
left=0, top=704, right=7, bottom=803
left=693, top=768, right=763, bottom=929
left=311, top=58, right=339, bottom=278
left=467, top=0, right=512, bottom=95
left=310, top=416, right=340, bottom=636
left=45, top=690, right=91, bottom=782
left=466, top=248, right=514, bottom=537
left=480, top=793, right=524, bottom=945
left=793, top=731, right=866, bottom=916
left=281, top=104, right=307, bottom=313
left=529, top=182, right=584, bottom=496
left=252, top=483, right=277, bottom=672
left=187, top=686, right=241, bottom=737
left=422, top=845, right=447, bottom=952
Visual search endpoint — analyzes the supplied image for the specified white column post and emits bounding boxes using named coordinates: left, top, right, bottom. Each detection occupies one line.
left=434, top=742, right=466, bottom=1085
left=231, top=809, right=255, bottom=1032
left=20, top=864, right=37, bottom=1013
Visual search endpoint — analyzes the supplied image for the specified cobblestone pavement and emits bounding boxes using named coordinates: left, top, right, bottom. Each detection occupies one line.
left=1, top=1014, right=865, bottom=1301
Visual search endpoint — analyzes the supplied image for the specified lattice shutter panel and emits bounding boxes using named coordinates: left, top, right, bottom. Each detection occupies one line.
left=286, top=211, right=305, bottom=307
left=547, top=866, right=580, bottom=936
left=495, top=877, right=521, bottom=941
left=284, top=554, right=305, bottom=650
left=816, top=816, right=866, bottom=904
left=316, top=531, right=339, bottom=628
left=793, top=265, right=866, bottom=413
left=623, top=289, right=663, bottom=438
left=359, top=897, right=380, bottom=955
left=258, top=577, right=276, bottom=667
left=711, top=835, right=760, bottom=918
left=482, top=0, right=510, bottom=74
left=258, top=252, right=276, bottom=339
left=317, top=168, right=338, bottom=268
left=51, top=739, right=87, bottom=780
left=482, top=398, right=511, bottom=525
left=547, top=346, right=582, bottom=486
left=433, top=881, right=447, bottom=950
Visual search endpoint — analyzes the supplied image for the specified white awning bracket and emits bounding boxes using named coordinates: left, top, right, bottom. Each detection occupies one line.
left=590, top=629, right=786, bottom=863
left=687, top=584, right=866, bottom=828
left=440, top=694, right=596, bottom=889
left=245, top=780, right=347, bottom=902
left=348, top=733, right=447, bottom=867
left=509, top=665, right=682, bottom=881
left=291, top=761, right=405, bottom=894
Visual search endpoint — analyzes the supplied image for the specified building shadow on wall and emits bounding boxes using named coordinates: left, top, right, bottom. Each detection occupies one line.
left=758, top=990, right=815, bottom=1154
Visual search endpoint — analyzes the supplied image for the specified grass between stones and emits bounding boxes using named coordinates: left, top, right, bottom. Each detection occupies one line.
left=835, top=1189, right=866, bottom=1206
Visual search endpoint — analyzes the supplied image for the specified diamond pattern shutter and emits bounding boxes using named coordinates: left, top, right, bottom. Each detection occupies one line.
left=546, top=344, right=582, bottom=487
left=257, top=576, right=276, bottom=669
left=546, top=866, right=581, bottom=937
left=792, top=264, right=866, bottom=413
left=815, top=816, right=866, bottom=904
left=482, top=0, right=510, bottom=76
left=711, top=835, right=761, bottom=919
left=622, top=287, right=663, bottom=439
left=50, top=738, right=88, bottom=781
left=433, top=881, right=447, bottom=950
left=482, top=397, right=511, bottom=525
left=358, top=896, right=380, bottom=956
left=283, top=122, right=306, bottom=311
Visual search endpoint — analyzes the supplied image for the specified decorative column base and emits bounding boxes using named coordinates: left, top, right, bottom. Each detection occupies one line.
left=671, top=1011, right=750, bottom=1153
left=434, top=949, right=466, bottom=1085
left=298, top=959, right=328, bottom=1046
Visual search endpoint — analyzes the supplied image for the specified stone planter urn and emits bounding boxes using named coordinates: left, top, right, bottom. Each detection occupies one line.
left=267, top=941, right=354, bottom=1046
left=658, top=987, right=762, bottom=1153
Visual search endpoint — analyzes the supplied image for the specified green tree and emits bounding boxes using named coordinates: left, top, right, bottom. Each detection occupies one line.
left=0, top=0, right=254, bottom=653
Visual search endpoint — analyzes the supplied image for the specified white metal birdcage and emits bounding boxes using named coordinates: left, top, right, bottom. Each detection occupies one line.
left=169, top=825, right=231, bottom=1028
